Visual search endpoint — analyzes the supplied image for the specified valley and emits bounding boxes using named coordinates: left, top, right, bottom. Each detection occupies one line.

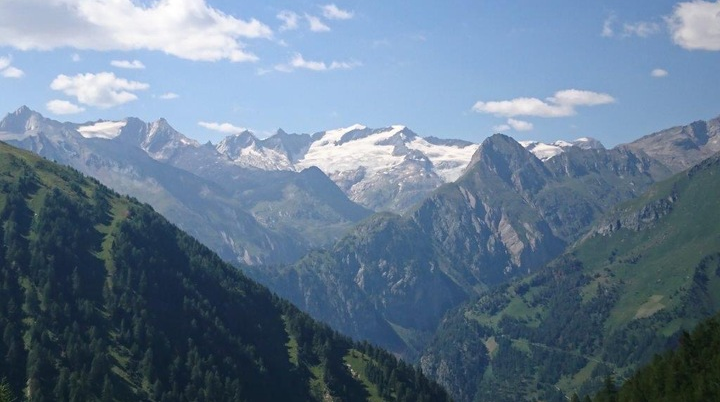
left=2, top=106, right=720, bottom=401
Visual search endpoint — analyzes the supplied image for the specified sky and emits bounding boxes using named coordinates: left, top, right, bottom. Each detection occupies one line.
left=0, top=0, right=719, bottom=147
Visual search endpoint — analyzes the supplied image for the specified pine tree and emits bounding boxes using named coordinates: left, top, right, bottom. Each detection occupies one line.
left=0, top=378, right=14, bottom=402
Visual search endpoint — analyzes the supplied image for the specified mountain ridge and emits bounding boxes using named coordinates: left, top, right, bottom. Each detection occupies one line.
left=0, top=140, right=451, bottom=401
left=421, top=150, right=720, bottom=401
left=0, top=107, right=371, bottom=266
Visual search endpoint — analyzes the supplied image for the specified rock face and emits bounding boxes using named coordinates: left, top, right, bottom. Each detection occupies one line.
left=624, top=115, right=720, bottom=172
left=253, top=133, right=669, bottom=357
left=0, top=107, right=370, bottom=265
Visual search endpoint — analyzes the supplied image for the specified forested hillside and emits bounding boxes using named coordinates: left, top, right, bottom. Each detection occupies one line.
left=593, top=312, right=720, bottom=402
left=0, top=142, right=449, bottom=402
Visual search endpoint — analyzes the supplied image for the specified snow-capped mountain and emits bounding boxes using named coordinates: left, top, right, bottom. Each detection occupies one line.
left=0, top=106, right=370, bottom=266
left=519, top=137, right=605, bottom=161
left=2, top=105, right=609, bottom=217
left=216, top=124, right=479, bottom=212
left=216, top=130, right=300, bottom=171
left=212, top=124, right=612, bottom=211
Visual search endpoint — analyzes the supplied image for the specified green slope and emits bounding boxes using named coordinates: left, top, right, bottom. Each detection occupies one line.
left=422, top=154, right=720, bottom=402
left=0, top=142, right=449, bottom=402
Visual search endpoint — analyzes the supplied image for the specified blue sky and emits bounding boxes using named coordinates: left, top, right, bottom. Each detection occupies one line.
left=0, top=0, right=718, bottom=147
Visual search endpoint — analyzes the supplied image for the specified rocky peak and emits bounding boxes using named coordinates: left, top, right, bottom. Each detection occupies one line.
left=261, top=129, right=313, bottom=162
left=141, top=118, right=199, bottom=160
left=0, top=105, right=48, bottom=133
left=468, top=134, right=551, bottom=194
left=572, top=137, right=605, bottom=150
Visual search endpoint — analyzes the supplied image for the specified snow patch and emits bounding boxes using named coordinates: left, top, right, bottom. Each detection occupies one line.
left=520, top=137, right=605, bottom=161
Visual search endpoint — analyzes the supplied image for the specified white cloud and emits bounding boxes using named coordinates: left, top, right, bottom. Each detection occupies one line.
left=547, top=89, right=615, bottom=106
left=277, top=10, right=299, bottom=31
left=602, top=15, right=616, bottom=37
left=0, top=0, right=272, bottom=62
left=667, top=0, right=720, bottom=51
left=46, top=99, right=85, bottom=115
left=603, top=13, right=661, bottom=38
left=275, top=53, right=360, bottom=72
left=290, top=53, right=327, bottom=71
left=329, top=60, right=361, bottom=70
left=322, top=4, right=353, bottom=20
left=473, top=89, right=615, bottom=118
left=623, top=21, right=661, bottom=37
left=50, top=72, right=149, bottom=108
left=651, top=68, right=669, bottom=78
left=72, top=53, right=81, bottom=62
left=0, top=56, right=24, bottom=78
left=474, top=97, right=573, bottom=117
left=198, top=121, right=247, bottom=134
left=492, top=124, right=511, bottom=133
left=306, top=14, right=331, bottom=32
left=507, top=118, right=534, bottom=131
left=2, top=66, right=24, bottom=78
left=159, top=92, right=179, bottom=100
left=111, top=59, right=145, bottom=69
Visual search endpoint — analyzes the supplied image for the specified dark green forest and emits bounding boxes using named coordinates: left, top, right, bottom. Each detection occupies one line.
left=0, top=142, right=450, bottom=401
left=592, top=312, right=720, bottom=402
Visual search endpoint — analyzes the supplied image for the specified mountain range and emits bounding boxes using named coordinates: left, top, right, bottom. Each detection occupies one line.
left=0, top=106, right=613, bottom=267
left=3, top=105, right=720, bottom=400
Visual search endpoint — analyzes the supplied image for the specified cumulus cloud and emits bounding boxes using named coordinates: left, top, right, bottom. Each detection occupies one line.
left=667, top=0, right=720, bottom=51
left=507, top=118, right=534, bottom=131
left=159, top=92, right=179, bottom=100
left=306, top=14, right=331, bottom=32
left=111, top=59, right=146, bottom=69
left=322, top=4, right=353, bottom=20
left=473, top=89, right=615, bottom=118
left=2, top=66, right=24, bottom=78
left=46, top=99, right=85, bottom=115
left=651, top=68, right=669, bottom=77
left=198, top=121, right=247, bottom=134
left=0, top=56, right=24, bottom=78
left=277, top=10, right=300, bottom=31
left=275, top=53, right=360, bottom=72
left=0, top=0, right=272, bottom=62
left=50, top=72, right=149, bottom=109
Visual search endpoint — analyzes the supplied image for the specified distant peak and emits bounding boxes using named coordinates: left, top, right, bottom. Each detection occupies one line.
left=483, top=133, right=516, bottom=145
left=571, top=137, right=604, bottom=150
left=14, top=105, right=33, bottom=115
left=518, top=136, right=605, bottom=161
left=0, top=105, right=46, bottom=133
left=347, top=123, right=366, bottom=130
